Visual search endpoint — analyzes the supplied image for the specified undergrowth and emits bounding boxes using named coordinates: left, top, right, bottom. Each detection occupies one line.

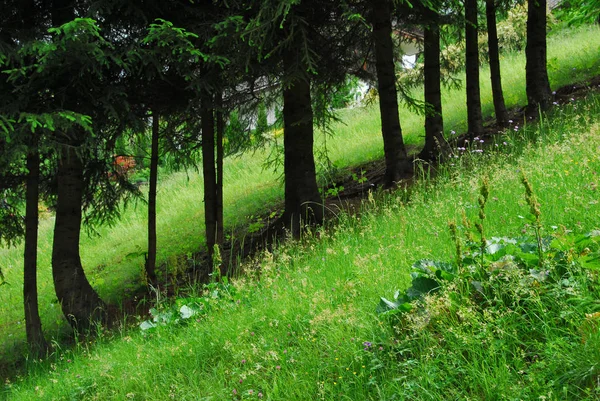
left=377, top=176, right=600, bottom=400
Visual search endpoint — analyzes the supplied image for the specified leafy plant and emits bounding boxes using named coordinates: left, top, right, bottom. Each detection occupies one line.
left=140, top=277, right=237, bottom=331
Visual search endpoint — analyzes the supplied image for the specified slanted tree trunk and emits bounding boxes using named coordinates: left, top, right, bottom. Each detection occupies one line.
left=282, top=48, right=323, bottom=238
left=146, top=111, right=159, bottom=284
left=52, top=146, right=105, bottom=331
left=419, top=7, right=447, bottom=161
left=24, top=150, right=48, bottom=356
left=526, top=0, right=551, bottom=112
left=371, top=0, right=411, bottom=185
left=486, top=0, right=509, bottom=127
left=465, top=0, right=484, bottom=138
left=202, top=103, right=218, bottom=266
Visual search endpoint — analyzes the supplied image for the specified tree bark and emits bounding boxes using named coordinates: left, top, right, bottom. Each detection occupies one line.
left=465, top=0, right=484, bottom=138
left=486, top=0, right=509, bottom=127
left=371, top=0, right=411, bottom=185
left=215, top=94, right=224, bottom=255
left=419, top=7, right=447, bottom=161
left=52, top=146, right=105, bottom=331
left=146, top=111, right=159, bottom=284
left=51, top=0, right=105, bottom=332
left=282, top=50, right=323, bottom=238
left=202, top=104, right=217, bottom=266
left=525, top=0, right=551, bottom=113
left=24, top=150, right=48, bottom=356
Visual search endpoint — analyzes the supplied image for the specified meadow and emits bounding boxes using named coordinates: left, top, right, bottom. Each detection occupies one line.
left=0, top=23, right=600, bottom=399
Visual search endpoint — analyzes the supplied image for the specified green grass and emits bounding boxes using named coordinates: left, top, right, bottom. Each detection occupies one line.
left=4, top=80, right=600, bottom=401
left=0, top=22, right=599, bottom=377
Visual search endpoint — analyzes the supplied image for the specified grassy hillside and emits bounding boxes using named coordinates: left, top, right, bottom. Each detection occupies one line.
left=4, top=77, right=600, bottom=401
left=0, top=23, right=599, bottom=379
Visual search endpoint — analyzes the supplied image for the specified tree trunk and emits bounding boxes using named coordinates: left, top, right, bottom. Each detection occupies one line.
left=202, top=104, right=217, bottom=267
left=465, top=0, right=484, bottom=138
left=486, top=0, right=509, bottom=127
left=372, top=0, right=411, bottom=185
left=526, top=0, right=551, bottom=112
left=52, top=147, right=105, bottom=331
left=24, top=150, right=48, bottom=356
left=51, top=0, right=105, bottom=332
left=215, top=94, right=224, bottom=260
left=282, top=52, right=323, bottom=238
left=419, top=7, right=447, bottom=161
left=146, top=111, right=159, bottom=284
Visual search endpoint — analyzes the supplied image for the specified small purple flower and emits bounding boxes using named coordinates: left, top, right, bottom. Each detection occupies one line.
left=241, top=359, right=246, bottom=364
left=503, top=141, right=508, bottom=145
left=363, top=341, right=372, bottom=348
left=233, top=389, right=237, bottom=395
left=508, top=119, right=513, bottom=123
left=276, top=365, right=281, bottom=370
left=258, top=393, right=264, bottom=398
left=450, top=130, right=456, bottom=135
left=552, top=91, right=556, bottom=95
left=553, top=102, right=558, bottom=105
left=479, top=139, right=484, bottom=143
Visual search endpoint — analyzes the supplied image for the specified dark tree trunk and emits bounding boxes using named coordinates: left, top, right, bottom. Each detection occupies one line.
left=215, top=94, right=224, bottom=255
left=371, top=0, right=411, bottom=185
left=52, top=147, right=105, bottom=331
left=526, top=0, right=551, bottom=113
left=419, top=7, right=447, bottom=161
left=146, top=112, right=159, bottom=284
left=51, top=0, right=105, bottom=332
left=24, top=150, right=48, bottom=356
left=202, top=104, right=217, bottom=266
left=282, top=51, right=323, bottom=238
left=486, top=0, right=509, bottom=127
left=465, top=0, right=484, bottom=138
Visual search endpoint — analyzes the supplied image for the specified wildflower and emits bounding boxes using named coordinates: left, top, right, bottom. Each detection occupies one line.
left=258, top=392, right=263, bottom=398
left=379, top=346, right=383, bottom=351
left=233, top=389, right=237, bottom=395
left=276, top=365, right=281, bottom=370
left=553, top=102, right=558, bottom=105
left=479, top=139, right=484, bottom=143
left=508, top=119, right=513, bottom=123
left=248, top=389, right=254, bottom=395
left=503, top=141, right=508, bottom=145
left=474, top=136, right=479, bottom=140
left=450, top=130, right=456, bottom=135
left=552, top=91, right=556, bottom=95
left=570, top=98, right=575, bottom=102
left=241, top=359, right=246, bottom=364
